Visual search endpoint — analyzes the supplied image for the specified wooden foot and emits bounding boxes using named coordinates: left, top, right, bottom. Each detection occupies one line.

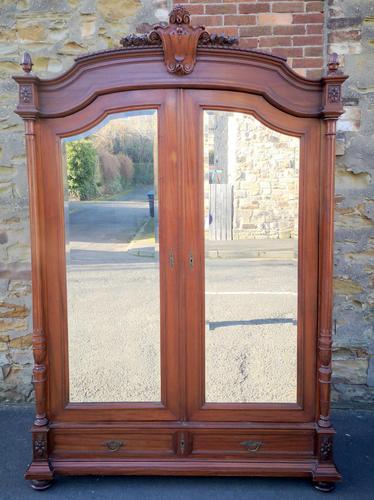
left=30, top=479, right=54, bottom=490
left=313, top=481, right=336, bottom=492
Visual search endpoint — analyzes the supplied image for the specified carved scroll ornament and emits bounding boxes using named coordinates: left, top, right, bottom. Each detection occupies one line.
left=120, top=5, right=238, bottom=75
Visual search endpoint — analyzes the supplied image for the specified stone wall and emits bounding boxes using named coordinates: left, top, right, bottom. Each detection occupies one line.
left=0, top=0, right=373, bottom=405
left=327, top=0, right=374, bottom=406
left=0, top=0, right=171, bottom=402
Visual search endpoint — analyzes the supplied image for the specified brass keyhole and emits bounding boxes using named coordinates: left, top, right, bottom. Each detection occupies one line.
left=189, top=253, right=194, bottom=269
left=169, top=250, right=175, bottom=268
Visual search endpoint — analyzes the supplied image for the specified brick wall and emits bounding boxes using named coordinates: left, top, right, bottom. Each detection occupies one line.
left=176, top=0, right=324, bottom=78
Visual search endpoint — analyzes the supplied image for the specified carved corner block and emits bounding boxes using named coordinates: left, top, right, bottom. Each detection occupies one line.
left=321, top=53, right=348, bottom=119
left=313, top=428, right=341, bottom=484
left=25, top=426, right=54, bottom=485
left=13, top=52, right=40, bottom=119
left=317, top=431, right=334, bottom=463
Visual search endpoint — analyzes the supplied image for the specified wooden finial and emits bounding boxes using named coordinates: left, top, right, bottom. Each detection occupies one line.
left=21, top=52, right=33, bottom=73
left=327, top=53, right=340, bottom=74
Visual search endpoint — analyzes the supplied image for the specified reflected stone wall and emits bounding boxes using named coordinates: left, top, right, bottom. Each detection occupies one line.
left=232, top=115, right=299, bottom=241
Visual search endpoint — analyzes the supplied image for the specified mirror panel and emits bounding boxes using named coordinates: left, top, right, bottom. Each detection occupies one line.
left=62, top=110, right=160, bottom=403
left=204, top=110, right=299, bottom=403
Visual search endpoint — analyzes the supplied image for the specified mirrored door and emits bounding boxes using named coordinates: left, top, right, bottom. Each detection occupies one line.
left=184, top=90, right=319, bottom=422
left=203, top=109, right=299, bottom=404
left=45, top=89, right=181, bottom=421
left=62, top=110, right=161, bottom=403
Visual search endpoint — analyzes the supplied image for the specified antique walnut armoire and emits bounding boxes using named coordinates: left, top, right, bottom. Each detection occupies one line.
left=14, top=6, right=347, bottom=492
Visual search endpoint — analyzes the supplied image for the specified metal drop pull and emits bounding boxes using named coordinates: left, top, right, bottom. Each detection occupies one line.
left=240, top=440, right=262, bottom=452
left=188, top=252, right=194, bottom=269
left=105, top=440, right=124, bottom=452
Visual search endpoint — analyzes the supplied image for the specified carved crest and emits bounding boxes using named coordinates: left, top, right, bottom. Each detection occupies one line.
left=120, top=5, right=238, bottom=76
left=154, top=5, right=205, bottom=75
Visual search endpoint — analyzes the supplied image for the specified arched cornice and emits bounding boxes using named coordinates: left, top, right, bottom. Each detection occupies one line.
left=13, top=5, right=347, bottom=120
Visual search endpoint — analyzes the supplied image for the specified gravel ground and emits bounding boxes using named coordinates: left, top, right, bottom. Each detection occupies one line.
left=68, top=257, right=297, bottom=404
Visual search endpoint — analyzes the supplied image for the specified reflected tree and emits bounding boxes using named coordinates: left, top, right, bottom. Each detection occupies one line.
left=66, top=139, right=98, bottom=200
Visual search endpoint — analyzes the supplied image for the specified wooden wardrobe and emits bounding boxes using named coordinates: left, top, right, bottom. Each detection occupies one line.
left=14, top=6, right=347, bottom=492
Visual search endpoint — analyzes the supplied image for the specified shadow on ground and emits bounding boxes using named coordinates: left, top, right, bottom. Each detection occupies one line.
left=0, top=406, right=373, bottom=499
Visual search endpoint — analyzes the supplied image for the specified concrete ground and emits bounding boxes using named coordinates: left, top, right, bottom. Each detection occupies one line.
left=0, top=405, right=373, bottom=499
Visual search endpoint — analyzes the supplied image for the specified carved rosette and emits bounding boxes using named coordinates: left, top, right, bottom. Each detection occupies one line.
left=120, top=5, right=238, bottom=75
left=320, top=436, right=333, bottom=462
left=328, top=85, right=341, bottom=103
left=34, top=439, right=47, bottom=458
left=32, top=432, right=48, bottom=460
left=20, top=84, right=33, bottom=103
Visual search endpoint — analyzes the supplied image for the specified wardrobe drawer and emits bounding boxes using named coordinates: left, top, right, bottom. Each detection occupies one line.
left=52, top=431, right=176, bottom=458
left=191, top=431, right=314, bottom=458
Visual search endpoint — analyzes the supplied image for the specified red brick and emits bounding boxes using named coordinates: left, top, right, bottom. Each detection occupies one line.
left=206, top=4, right=237, bottom=15
left=258, top=36, right=292, bottom=47
left=273, top=25, right=305, bottom=35
left=238, top=3, right=270, bottom=14
left=292, top=57, right=324, bottom=68
left=240, top=25, right=272, bottom=37
left=191, top=14, right=223, bottom=25
left=293, top=13, right=324, bottom=24
left=224, top=14, right=256, bottom=25
left=272, top=47, right=303, bottom=58
left=306, top=68, right=323, bottom=79
left=304, top=46, right=323, bottom=57
left=306, top=1, right=324, bottom=13
left=272, top=2, right=304, bottom=13
left=209, top=26, right=239, bottom=36
left=258, top=13, right=292, bottom=25
left=293, top=35, right=323, bottom=46
left=307, top=24, right=323, bottom=34
left=185, top=4, right=204, bottom=15
left=240, top=38, right=259, bottom=49
left=189, top=0, right=221, bottom=3
left=293, top=67, right=307, bottom=77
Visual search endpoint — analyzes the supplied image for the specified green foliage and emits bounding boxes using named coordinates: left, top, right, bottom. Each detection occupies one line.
left=109, top=127, right=154, bottom=185
left=66, top=140, right=98, bottom=200
left=133, top=162, right=154, bottom=185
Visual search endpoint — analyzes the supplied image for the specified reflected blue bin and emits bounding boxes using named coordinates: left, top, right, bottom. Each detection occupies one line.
left=147, top=190, right=155, bottom=218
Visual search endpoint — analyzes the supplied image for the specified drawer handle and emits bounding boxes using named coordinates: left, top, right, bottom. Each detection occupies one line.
left=240, top=440, right=262, bottom=452
left=105, top=440, right=125, bottom=452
